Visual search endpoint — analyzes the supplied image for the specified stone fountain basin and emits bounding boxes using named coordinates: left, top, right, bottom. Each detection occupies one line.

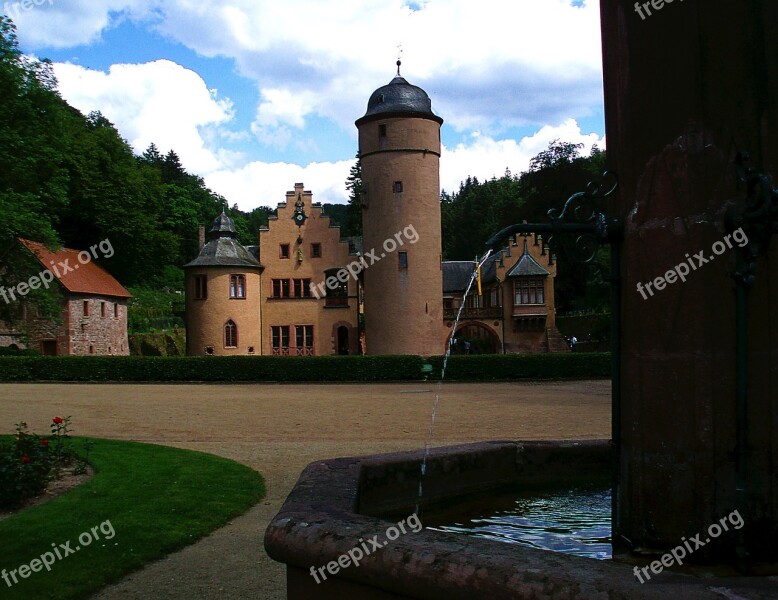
left=264, top=440, right=775, bottom=599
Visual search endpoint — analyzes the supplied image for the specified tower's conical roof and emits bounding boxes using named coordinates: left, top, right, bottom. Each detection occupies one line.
left=209, top=208, right=237, bottom=240
left=356, top=61, right=443, bottom=126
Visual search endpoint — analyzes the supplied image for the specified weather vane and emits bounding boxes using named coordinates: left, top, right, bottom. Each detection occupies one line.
left=396, top=44, right=403, bottom=75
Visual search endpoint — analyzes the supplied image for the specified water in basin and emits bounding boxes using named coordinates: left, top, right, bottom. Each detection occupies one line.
left=426, top=485, right=612, bottom=560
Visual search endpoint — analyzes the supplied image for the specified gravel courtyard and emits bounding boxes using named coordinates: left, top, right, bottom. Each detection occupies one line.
left=0, top=380, right=610, bottom=599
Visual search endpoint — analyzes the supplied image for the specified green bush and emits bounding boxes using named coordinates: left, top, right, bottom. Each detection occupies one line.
left=0, top=346, right=38, bottom=356
left=428, top=352, right=611, bottom=380
left=0, top=353, right=610, bottom=382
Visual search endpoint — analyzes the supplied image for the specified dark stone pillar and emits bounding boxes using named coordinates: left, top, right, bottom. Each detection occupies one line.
left=600, top=0, right=777, bottom=560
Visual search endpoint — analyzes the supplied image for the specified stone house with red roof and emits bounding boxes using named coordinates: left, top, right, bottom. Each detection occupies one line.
left=0, top=239, right=131, bottom=355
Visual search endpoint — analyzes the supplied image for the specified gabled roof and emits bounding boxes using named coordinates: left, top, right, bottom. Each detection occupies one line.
left=505, top=239, right=550, bottom=278
left=19, top=239, right=132, bottom=299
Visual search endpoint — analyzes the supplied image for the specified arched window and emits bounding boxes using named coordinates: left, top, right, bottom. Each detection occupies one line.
left=225, top=320, right=238, bottom=348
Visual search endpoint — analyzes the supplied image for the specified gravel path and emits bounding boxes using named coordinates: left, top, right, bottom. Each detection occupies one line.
left=0, top=380, right=611, bottom=599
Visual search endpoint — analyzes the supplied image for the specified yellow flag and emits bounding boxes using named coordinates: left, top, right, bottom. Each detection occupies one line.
left=476, top=257, right=482, bottom=296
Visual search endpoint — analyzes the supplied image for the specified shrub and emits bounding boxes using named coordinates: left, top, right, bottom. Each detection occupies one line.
left=0, top=417, right=90, bottom=509
left=0, top=353, right=610, bottom=383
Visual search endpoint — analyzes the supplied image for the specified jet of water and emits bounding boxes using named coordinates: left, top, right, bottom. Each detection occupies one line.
left=416, top=249, right=495, bottom=515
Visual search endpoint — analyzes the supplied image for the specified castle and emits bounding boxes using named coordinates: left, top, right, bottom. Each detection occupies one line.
left=184, top=67, right=566, bottom=356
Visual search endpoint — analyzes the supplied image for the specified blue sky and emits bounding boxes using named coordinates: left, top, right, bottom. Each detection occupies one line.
left=7, top=0, right=605, bottom=209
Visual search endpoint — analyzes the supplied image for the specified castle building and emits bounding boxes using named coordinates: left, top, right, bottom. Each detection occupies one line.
left=183, top=67, right=566, bottom=356
left=356, top=63, right=444, bottom=356
left=183, top=211, right=262, bottom=356
left=0, top=238, right=131, bottom=356
left=442, top=236, right=568, bottom=354
left=257, top=184, right=361, bottom=356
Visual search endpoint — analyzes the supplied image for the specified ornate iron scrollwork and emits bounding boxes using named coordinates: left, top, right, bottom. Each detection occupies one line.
left=728, top=152, right=778, bottom=286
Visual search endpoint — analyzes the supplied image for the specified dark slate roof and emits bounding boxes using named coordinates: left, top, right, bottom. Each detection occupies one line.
left=443, top=261, right=476, bottom=293
left=356, top=69, right=443, bottom=126
left=184, top=212, right=261, bottom=269
left=209, top=211, right=237, bottom=239
left=442, top=252, right=506, bottom=293
left=505, top=240, right=550, bottom=277
left=183, top=238, right=261, bottom=269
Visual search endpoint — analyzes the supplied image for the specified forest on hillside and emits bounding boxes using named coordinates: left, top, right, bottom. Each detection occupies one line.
left=0, top=15, right=609, bottom=332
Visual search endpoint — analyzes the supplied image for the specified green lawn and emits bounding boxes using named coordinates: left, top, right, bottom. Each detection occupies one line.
left=0, top=437, right=265, bottom=599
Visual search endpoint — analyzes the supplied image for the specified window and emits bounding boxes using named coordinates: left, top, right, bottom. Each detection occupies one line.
left=379, top=124, right=387, bottom=146
left=83, top=300, right=90, bottom=316
left=293, top=278, right=312, bottom=298
left=271, top=325, right=290, bottom=355
left=324, top=269, right=348, bottom=307
left=279, top=244, right=290, bottom=259
left=114, top=304, right=119, bottom=318
left=295, top=325, right=314, bottom=356
left=398, top=251, right=408, bottom=269
left=225, top=320, right=238, bottom=348
left=230, top=274, right=246, bottom=299
left=393, top=181, right=403, bottom=193
left=272, top=279, right=291, bottom=298
left=514, top=279, right=545, bottom=305
left=194, top=275, right=207, bottom=300
left=489, top=288, right=500, bottom=308
left=311, top=243, right=322, bottom=258
left=101, top=302, right=107, bottom=317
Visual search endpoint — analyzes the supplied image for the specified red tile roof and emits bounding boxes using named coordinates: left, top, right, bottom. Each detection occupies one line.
left=18, top=239, right=132, bottom=299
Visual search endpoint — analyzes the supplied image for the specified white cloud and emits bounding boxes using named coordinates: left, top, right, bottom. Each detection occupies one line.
left=19, top=0, right=603, bottom=135
left=206, top=159, right=354, bottom=210
left=6, top=0, right=155, bottom=48
left=441, top=119, right=605, bottom=193
left=13, top=1, right=607, bottom=212
left=52, top=59, right=234, bottom=173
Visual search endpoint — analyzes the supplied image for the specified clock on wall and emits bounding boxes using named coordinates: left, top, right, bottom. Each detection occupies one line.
left=292, top=193, right=307, bottom=226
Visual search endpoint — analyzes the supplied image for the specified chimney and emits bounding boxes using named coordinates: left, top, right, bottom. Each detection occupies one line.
left=198, top=226, right=205, bottom=250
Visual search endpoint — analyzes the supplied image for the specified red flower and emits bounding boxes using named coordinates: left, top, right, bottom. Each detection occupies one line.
left=21, top=456, right=30, bottom=463
left=40, top=439, right=49, bottom=446
left=52, top=417, right=64, bottom=424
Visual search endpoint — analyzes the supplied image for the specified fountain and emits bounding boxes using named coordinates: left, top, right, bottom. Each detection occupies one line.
left=265, top=1, right=777, bottom=597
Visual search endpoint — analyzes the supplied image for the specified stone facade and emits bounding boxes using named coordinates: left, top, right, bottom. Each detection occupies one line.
left=356, top=80, right=445, bottom=356
left=184, top=267, right=261, bottom=356
left=184, top=212, right=262, bottom=356
left=0, top=239, right=131, bottom=356
left=258, top=184, right=360, bottom=356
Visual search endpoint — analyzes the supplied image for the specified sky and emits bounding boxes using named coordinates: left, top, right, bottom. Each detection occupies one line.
left=6, top=0, right=606, bottom=210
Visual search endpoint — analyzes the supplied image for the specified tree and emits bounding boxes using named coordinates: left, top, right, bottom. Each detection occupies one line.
left=343, top=153, right=363, bottom=237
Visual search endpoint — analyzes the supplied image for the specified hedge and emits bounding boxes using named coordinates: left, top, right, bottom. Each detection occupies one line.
left=0, top=353, right=610, bottom=383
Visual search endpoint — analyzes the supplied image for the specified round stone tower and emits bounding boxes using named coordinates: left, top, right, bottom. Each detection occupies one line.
left=356, top=63, right=444, bottom=356
left=184, top=211, right=262, bottom=356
